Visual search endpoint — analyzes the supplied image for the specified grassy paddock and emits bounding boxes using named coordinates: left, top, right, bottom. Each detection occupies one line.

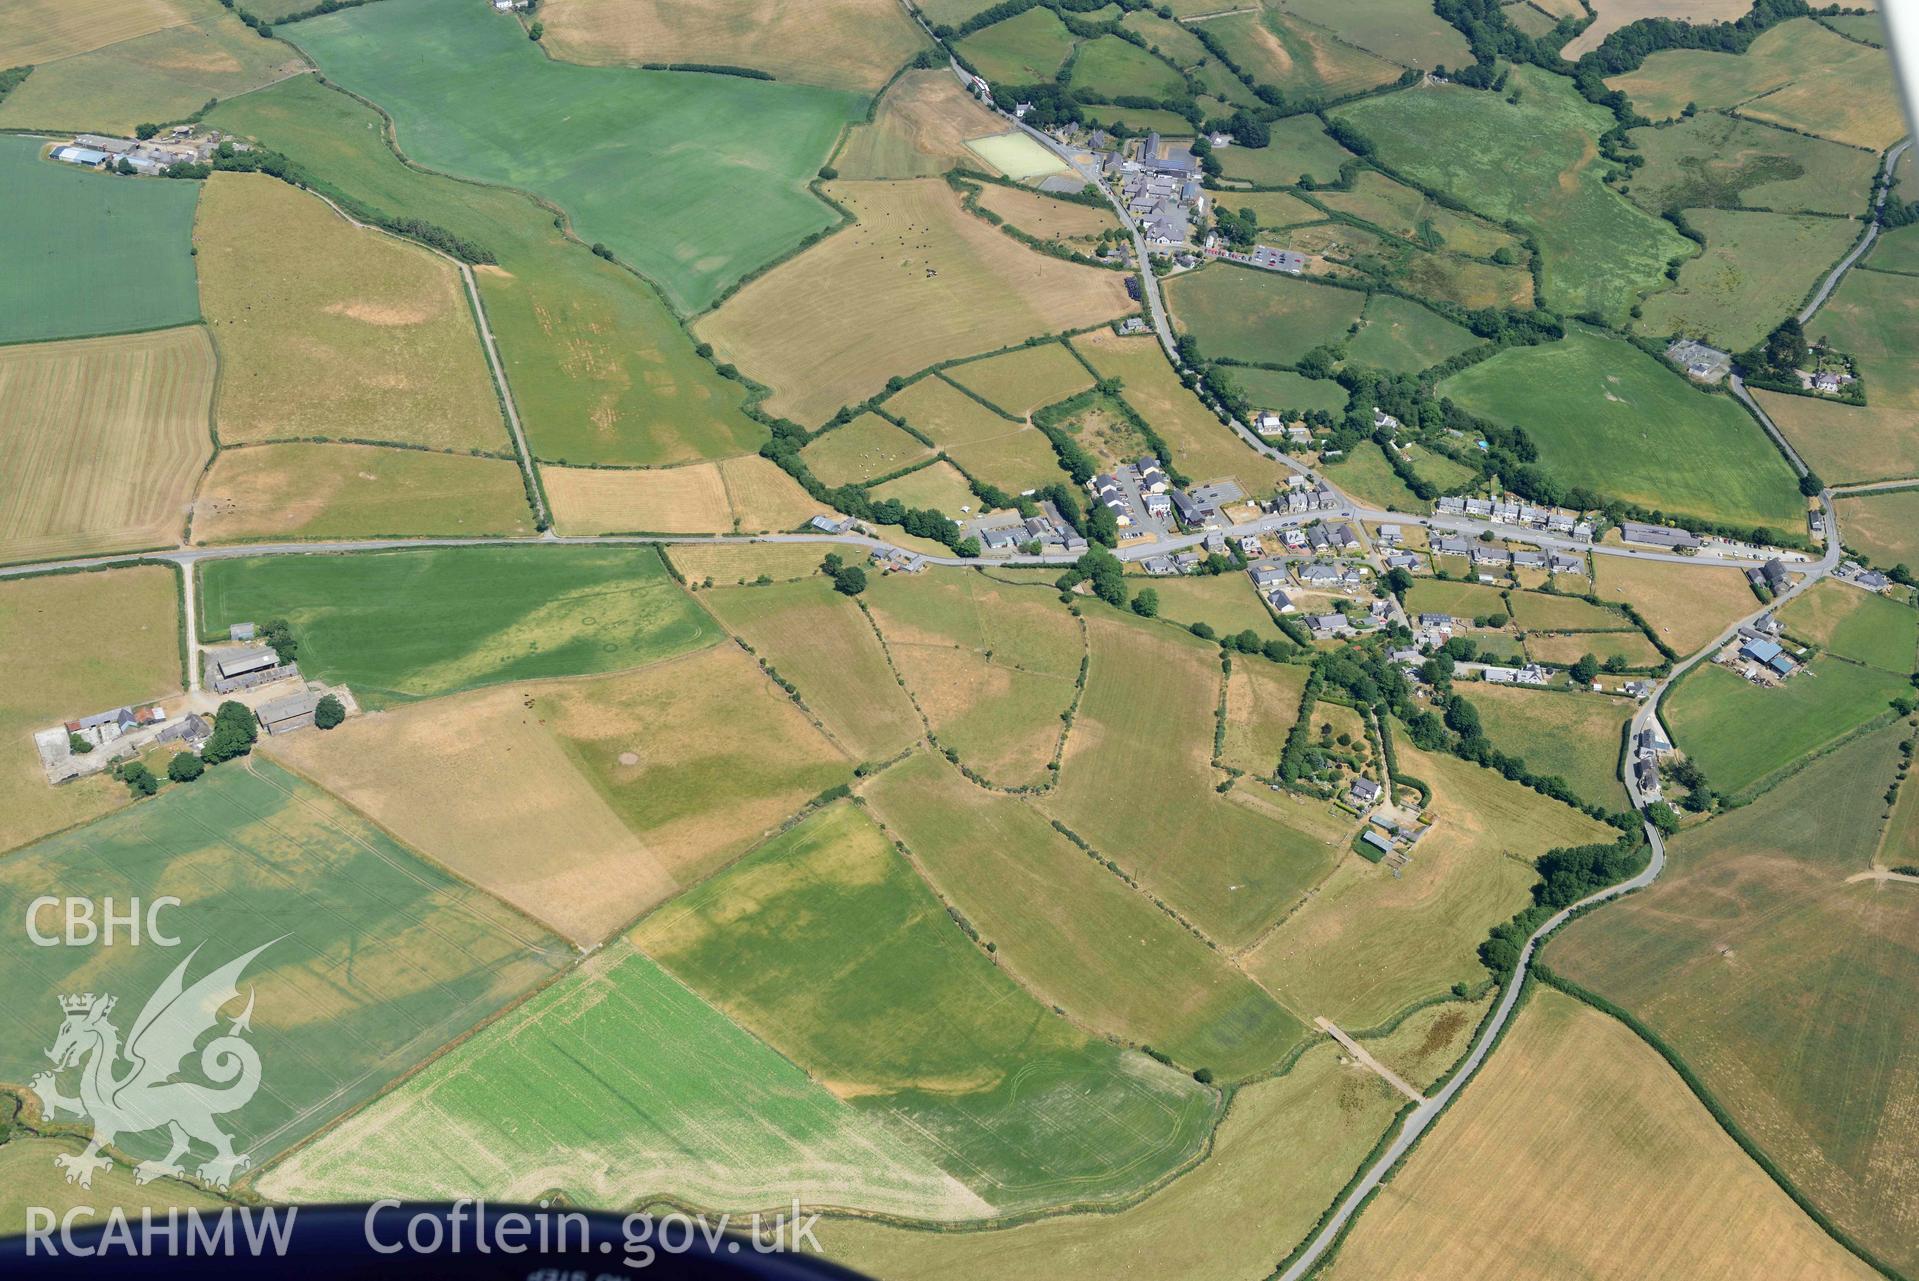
left=1835, top=487, right=1919, bottom=569
left=1438, top=328, right=1803, bottom=531
left=198, top=544, right=720, bottom=706
left=802, top=414, right=937, bottom=487
left=698, top=179, right=1128, bottom=427
left=944, top=342, right=1094, bottom=417
left=1775, top=578, right=1918, bottom=673
left=196, top=173, right=506, bottom=452
left=1665, top=659, right=1905, bottom=798
left=1549, top=723, right=1919, bottom=1277
left=1593, top=555, right=1769, bottom=656
left=0, top=327, right=213, bottom=565
left=192, top=443, right=532, bottom=543
left=1163, top=265, right=1365, bottom=366
left=1466, top=684, right=1633, bottom=805
left=1624, top=112, right=1880, bottom=218
left=207, top=77, right=765, bottom=467
left=1333, top=68, right=1694, bottom=322
left=634, top=802, right=1221, bottom=1217
left=1634, top=209, right=1860, bottom=352
left=543, top=457, right=820, bottom=535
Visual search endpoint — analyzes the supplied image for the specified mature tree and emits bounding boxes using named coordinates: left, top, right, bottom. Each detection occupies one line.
left=1444, top=695, right=1480, bottom=739
left=200, top=700, right=259, bottom=765
left=119, top=761, right=160, bottom=797
left=1570, top=653, right=1599, bottom=684
left=68, top=733, right=94, bottom=756
left=314, top=694, right=346, bottom=731
left=1645, top=800, right=1680, bottom=835
left=833, top=565, right=868, bottom=596
left=167, top=752, right=205, bottom=783
left=1603, top=654, right=1630, bottom=673
left=262, top=617, right=297, bottom=664
left=1130, top=587, right=1159, bottom=618
left=1799, top=471, right=1824, bottom=497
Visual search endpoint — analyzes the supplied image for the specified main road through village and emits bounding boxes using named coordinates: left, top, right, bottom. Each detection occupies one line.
left=9, top=32, right=1897, bottom=1261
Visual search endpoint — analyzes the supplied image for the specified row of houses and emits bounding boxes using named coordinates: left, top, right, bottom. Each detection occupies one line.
left=976, top=504, right=1090, bottom=554
left=1428, top=536, right=1583, bottom=576
left=1436, top=496, right=1595, bottom=542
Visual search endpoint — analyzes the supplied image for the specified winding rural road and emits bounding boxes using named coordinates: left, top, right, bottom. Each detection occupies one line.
left=1798, top=137, right=1908, bottom=323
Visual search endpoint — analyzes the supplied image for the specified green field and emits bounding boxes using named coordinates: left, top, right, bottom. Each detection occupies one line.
left=1333, top=68, right=1695, bottom=322
left=290, top=0, right=864, bottom=313
left=0, top=1136, right=231, bottom=1237
left=1216, top=115, right=1354, bottom=187
left=865, top=752, right=1305, bottom=1079
left=0, top=0, right=301, bottom=135
left=864, top=570, right=1080, bottom=786
left=956, top=7, right=1077, bottom=84
left=0, top=761, right=567, bottom=1172
left=1775, top=579, right=1918, bottom=674
left=1665, top=659, right=1906, bottom=798
left=1528, top=629, right=1665, bottom=669
left=1135, top=573, right=1295, bottom=641
left=1044, top=613, right=1344, bottom=947
left=1624, top=113, right=1881, bottom=218
left=1068, top=35, right=1186, bottom=100
left=1549, top=723, right=1919, bottom=1278
left=1207, top=7, right=1403, bottom=102
left=1222, top=365, right=1349, bottom=415
left=1346, top=294, right=1478, bottom=374
left=1438, top=328, right=1803, bottom=532
left=197, top=545, right=720, bottom=706
left=1635, top=209, right=1860, bottom=351
left=1404, top=579, right=1511, bottom=620
left=1867, top=224, right=1919, bottom=275
left=1246, top=736, right=1612, bottom=1025
left=1466, top=684, right=1632, bottom=806
left=1504, top=590, right=1630, bottom=632
left=1, top=136, right=201, bottom=345
left=1327, top=443, right=1424, bottom=512
left=1274, top=0, right=1469, bottom=66
left=207, top=76, right=764, bottom=467
left=1165, top=266, right=1365, bottom=364
left=944, top=343, right=1093, bottom=417
left=260, top=944, right=984, bottom=1218
left=635, top=803, right=1222, bottom=1216
left=1402, top=442, right=1476, bottom=491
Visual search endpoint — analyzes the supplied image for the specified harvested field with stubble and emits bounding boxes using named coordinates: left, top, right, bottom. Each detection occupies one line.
left=697, top=577, right=923, bottom=761
left=0, top=0, right=190, bottom=65
left=824, top=1032, right=1404, bottom=1280
left=1549, top=723, right=1919, bottom=1277
left=1591, top=554, right=1763, bottom=656
left=538, top=0, right=925, bottom=92
left=665, top=542, right=828, bottom=585
left=865, top=569, right=1081, bottom=786
left=0, top=327, right=212, bottom=565
left=1245, top=738, right=1613, bottom=1028
left=0, top=1136, right=228, bottom=1239
left=0, top=566, right=179, bottom=857
left=258, top=944, right=985, bottom=1221
left=196, top=174, right=504, bottom=452
left=0, top=760, right=569, bottom=1172
left=695, top=179, right=1131, bottom=427
left=544, top=456, right=821, bottom=535
left=835, top=70, right=1010, bottom=180
left=192, top=443, right=531, bottom=543
left=1044, top=612, right=1344, bottom=948
left=1323, top=988, right=1881, bottom=1281
left=863, top=752, right=1306, bottom=1079
left=633, top=802, right=1221, bottom=1217
left=269, top=645, right=848, bottom=945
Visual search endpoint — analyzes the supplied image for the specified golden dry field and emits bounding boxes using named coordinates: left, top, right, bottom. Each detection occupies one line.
left=835, top=70, right=1010, bottom=179
left=539, top=0, right=926, bottom=92
left=1759, top=390, right=1919, bottom=486
left=196, top=174, right=505, bottom=451
left=1593, top=554, right=1761, bottom=656
left=0, top=0, right=190, bottom=64
left=665, top=542, right=831, bottom=585
left=544, top=456, right=822, bottom=534
left=969, top=183, right=1118, bottom=247
left=695, top=179, right=1131, bottom=427
left=0, top=567, right=180, bottom=856
left=192, top=443, right=532, bottom=542
left=267, top=644, right=846, bottom=945
left=1562, top=0, right=1754, bottom=56
left=0, top=326, right=212, bottom=564
left=943, top=341, right=1095, bottom=416
left=1323, top=988, right=1880, bottom=1281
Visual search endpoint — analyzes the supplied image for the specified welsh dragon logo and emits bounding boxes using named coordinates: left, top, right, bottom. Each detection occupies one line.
left=27, top=941, right=275, bottom=1191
